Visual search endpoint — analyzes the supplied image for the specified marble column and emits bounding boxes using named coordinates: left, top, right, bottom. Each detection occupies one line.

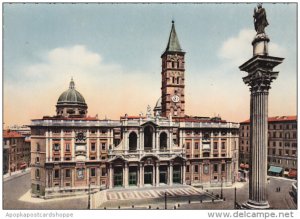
left=182, top=163, right=186, bottom=185
left=156, top=162, right=160, bottom=187
left=240, top=28, right=283, bottom=209
left=109, top=164, right=113, bottom=189
left=124, top=162, right=129, bottom=188
left=169, top=162, right=173, bottom=186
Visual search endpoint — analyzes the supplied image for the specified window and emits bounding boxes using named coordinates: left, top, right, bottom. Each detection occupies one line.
left=194, top=165, right=198, bottom=173
left=53, top=143, right=60, bottom=151
left=273, top=132, right=276, bottom=138
left=91, top=129, right=96, bottom=134
left=91, top=143, right=96, bottom=151
left=36, top=143, right=40, bottom=152
left=90, top=168, right=96, bottom=177
left=36, top=157, right=40, bottom=163
left=273, top=142, right=276, bottom=147
left=186, top=142, right=190, bottom=149
left=222, top=164, right=225, bottom=172
left=272, top=149, right=276, bottom=155
left=54, top=169, right=60, bottom=179
left=101, top=129, right=107, bottom=134
left=35, top=169, right=40, bottom=179
left=65, top=169, right=71, bottom=178
left=186, top=165, right=190, bottom=172
left=194, top=154, right=199, bottom=158
left=221, top=142, right=225, bottom=150
left=195, top=142, right=199, bottom=149
left=285, top=150, right=289, bottom=155
left=101, top=143, right=106, bottom=150
left=214, top=142, right=218, bottom=150
left=214, top=176, right=218, bottom=180
left=101, top=168, right=106, bottom=177
left=37, top=184, right=40, bottom=192
left=214, top=164, right=218, bottom=172
left=65, top=143, right=70, bottom=152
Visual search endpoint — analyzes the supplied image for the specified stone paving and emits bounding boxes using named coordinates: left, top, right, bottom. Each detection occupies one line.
left=93, top=185, right=217, bottom=209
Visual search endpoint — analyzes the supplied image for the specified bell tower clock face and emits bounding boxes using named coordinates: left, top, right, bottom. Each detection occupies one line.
left=171, top=95, right=180, bottom=103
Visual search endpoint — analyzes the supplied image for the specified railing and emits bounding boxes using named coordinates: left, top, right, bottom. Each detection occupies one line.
left=184, top=122, right=239, bottom=129
left=31, top=120, right=121, bottom=127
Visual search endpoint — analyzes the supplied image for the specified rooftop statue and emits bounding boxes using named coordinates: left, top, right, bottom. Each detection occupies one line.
left=253, top=3, right=269, bottom=34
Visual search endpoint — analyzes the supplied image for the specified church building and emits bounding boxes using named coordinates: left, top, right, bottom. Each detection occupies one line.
left=30, top=21, right=239, bottom=198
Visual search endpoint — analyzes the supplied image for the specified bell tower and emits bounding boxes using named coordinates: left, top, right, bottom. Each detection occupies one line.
left=161, top=20, right=185, bottom=118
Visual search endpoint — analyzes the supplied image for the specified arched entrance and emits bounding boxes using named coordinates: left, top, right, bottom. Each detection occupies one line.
left=144, top=126, right=153, bottom=151
left=159, top=132, right=168, bottom=150
left=129, top=132, right=137, bottom=151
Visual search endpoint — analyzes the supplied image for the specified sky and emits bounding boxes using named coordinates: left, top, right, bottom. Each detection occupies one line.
left=2, top=2, right=297, bottom=127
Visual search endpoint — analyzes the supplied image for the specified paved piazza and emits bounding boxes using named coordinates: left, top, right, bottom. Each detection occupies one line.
left=106, top=186, right=205, bottom=201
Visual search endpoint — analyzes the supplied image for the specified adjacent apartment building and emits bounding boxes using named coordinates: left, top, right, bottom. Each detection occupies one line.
left=30, top=21, right=239, bottom=198
left=239, top=116, right=297, bottom=178
left=3, top=130, right=31, bottom=174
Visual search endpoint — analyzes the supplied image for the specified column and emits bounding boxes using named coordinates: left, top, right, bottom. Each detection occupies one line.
left=45, top=169, right=49, bottom=188
left=49, top=132, right=53, bottom=162
left=139, top=163, right=144, bottom=187
left=60, top=130, right=64, bottom=161
left=156, top=162, right=160, bottom=187
left=169, top=162, right=173, bottom=186
left=169, top=131, right=172, bottom=151
left=137, top=164, right=140, bottom=187
left=46, top=131, right=49, bottom=161
left=156, top=131, right=159, bottom=151
left=61, top=168, right=64, bottom=187
left=182, top=163, right=186, bottom=185
left=140, top=131, right=144, bottom=152
left=152, top=131, right=155, bottom=151
left=72, top=169, right=75, bottom=187
left=109, top=164, right=113, bottom=189
left=86, top=131, right=90, bottom=160
left=124, top=162, right=129, bottom=188
left=97, top=167, right=101, bottom=186
left=190, top=162, right=194, bottom=185
left=71, top=130, right=75, bottom=161
left=97, top=129, right=100, bottom=160
left=191, top=138, right=194, bottom=158
left=152, top=164, right=156, bottom=186
left=240, top=25, right=283, bottom=208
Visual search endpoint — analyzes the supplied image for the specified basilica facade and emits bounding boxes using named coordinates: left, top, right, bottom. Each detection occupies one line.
left=30, top=22, right=239, bottom=198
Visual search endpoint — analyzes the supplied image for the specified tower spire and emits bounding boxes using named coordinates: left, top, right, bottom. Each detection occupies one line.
left=164, top=20, right=182, bottom=53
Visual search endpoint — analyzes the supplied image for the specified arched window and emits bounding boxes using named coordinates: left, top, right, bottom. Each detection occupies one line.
left=129, top=132, right=137, bottom=151
left=35, top=169, right=40, bottom=179
left=172, top=77, right=175, bottom=84
left=144, top=126, right=153, bottom=151
left=160, top=132, right=168, bottom=150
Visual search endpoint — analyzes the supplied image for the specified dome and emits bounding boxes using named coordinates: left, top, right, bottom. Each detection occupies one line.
left=56, top=78, right=88, bottom=118
left=57, top=79, right=86, bottom=105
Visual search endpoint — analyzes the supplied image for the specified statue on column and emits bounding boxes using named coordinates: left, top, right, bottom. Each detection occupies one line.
left=253, top=3, right=269, bottom=34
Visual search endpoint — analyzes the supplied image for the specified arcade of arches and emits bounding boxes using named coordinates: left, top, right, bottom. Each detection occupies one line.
left=108, top=156, right=186, bottom=188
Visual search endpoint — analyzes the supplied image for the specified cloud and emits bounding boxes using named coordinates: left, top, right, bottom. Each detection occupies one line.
left=218, top=29, right=286, bottom=65
left=4, top=45, right=160, bottom=126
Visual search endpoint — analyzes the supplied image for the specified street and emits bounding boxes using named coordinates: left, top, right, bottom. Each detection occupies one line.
left=3, top=172, right=87, bottom=210
left=2, top=171, right=297, bottom=210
